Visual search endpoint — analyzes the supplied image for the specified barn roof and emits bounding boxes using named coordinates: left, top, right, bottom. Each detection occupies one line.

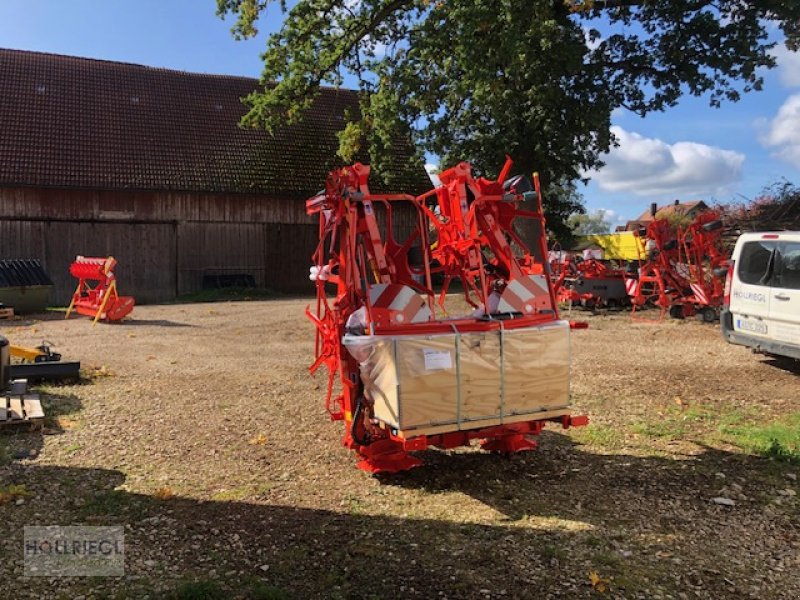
left=0, top=48, right=430, bottom=196
left=633, top=200, right=708, bottom=222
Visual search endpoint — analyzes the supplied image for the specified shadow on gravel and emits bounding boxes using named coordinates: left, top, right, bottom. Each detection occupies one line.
left=761, top=356, right=800, bottom=375
left=116, top=319, right=196, bottom=328
left=0, top=391, right=83, bottom=463
left=2, top=435, right=797, bottom=599
left=379, top=432, right=794, bottom=523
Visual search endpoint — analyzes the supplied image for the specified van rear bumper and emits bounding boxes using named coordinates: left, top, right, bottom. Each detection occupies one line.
left=720, top=309, right=800, bottom=360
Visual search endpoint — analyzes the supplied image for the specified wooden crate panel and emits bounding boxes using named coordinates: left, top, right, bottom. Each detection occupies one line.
left=459, top=331, right=502, bottom=421
left=395, top=335, right=459, bottom=429
left=353, top=320, right=571, bottom=433
left=503, top=322, right=570, bottom=415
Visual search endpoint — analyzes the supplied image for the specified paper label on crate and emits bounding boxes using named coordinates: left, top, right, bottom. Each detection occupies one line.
left=423, top=349, right=452, bottom=371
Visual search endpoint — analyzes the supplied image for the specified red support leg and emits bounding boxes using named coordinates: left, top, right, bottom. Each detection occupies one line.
left=355, top=438, right=423, bottom=474
left=480, top=433, right=538, bottom=454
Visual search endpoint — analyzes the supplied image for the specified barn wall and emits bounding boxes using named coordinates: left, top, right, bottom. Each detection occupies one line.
left=0, top=186, right=419, bottom=305
left=0, top=186, right=313, bottom=224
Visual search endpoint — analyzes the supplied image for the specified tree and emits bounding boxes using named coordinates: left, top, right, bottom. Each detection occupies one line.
left=719, top=179, right=800, bottom=231
left=216, top=0, right=800, bottom=234
left=568, top=209, right=613, bottom=236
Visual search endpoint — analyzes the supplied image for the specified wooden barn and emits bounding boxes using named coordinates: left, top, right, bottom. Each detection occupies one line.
left=0, top=49, right=429, bottom=305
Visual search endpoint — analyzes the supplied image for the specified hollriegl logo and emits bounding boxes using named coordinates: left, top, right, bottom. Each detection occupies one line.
left=24, top=526, right=124, bottom=577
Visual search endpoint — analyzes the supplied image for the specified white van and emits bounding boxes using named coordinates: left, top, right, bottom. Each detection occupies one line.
left=721, top=231, right=800, bottom=360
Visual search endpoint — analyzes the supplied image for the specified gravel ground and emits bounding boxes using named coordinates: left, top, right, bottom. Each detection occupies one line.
left=0, top=300, right=798, bottom=599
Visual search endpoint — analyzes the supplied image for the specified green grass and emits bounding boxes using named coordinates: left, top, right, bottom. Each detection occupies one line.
left=0, top=444, right=10, bottom=466
left=572, top=424, right=625, bottom=449
left=168, top=578, right=289, bottom=600
left=718, top=412, right=800, bottom=464
left=631, top=405, right=717, bottom=440
left=170, top=580, right=225, bottom=600
left=177, top=287, right=278, bottom=303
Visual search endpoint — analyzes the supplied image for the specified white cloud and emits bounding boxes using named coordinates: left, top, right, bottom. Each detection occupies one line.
left=425, top=163, right=441, bottom=187
left=590, top=126, right=744, bottom=197
left=760, top=93, right=800, bottom=168
left=772, top=46, right=800, bottom=88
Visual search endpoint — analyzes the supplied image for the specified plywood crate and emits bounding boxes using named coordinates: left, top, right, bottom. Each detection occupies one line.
left=345, top=320, right=570, bottom=437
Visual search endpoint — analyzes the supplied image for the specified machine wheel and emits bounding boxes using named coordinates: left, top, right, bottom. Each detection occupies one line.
left=582, top=298, right=596, bottom=311
left=669, top=305, right=685, bottom=319
left=700, top=307, right=717, bottom=323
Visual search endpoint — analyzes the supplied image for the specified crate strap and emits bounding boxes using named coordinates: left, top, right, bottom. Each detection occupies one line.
left=448, top=323, right=462, bottom=429
left=499, top=321, right=505, bottom=424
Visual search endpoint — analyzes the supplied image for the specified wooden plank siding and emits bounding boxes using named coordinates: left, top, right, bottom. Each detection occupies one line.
left=0, top=186, right=312, bottom=224
left=0, top=186, right=419, bottom=305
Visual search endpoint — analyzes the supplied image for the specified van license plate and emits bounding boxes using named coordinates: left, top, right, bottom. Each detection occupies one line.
left=736, top=318, right=767, bottom=335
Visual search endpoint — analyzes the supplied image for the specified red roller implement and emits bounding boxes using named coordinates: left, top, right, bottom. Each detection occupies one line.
left=65, top=256, right=135, bottom=324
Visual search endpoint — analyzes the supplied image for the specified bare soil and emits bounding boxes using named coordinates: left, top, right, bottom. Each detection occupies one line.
left=1, top=300, right=798, bottom=599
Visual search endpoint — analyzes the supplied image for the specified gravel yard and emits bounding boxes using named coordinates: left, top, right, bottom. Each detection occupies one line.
left=1, top=299, right=798, bottom=599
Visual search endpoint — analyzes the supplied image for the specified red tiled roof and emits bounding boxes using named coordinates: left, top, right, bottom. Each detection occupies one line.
left=634, top=200, right=708, bottom=222
left=0, top=48, right=429, bottom=196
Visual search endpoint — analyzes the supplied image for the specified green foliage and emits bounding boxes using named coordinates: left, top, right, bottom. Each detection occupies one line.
left=719, top=412, right=800, bottom=464
left=572, top=423, right=624, bottom=449
left=216, top=0, right=800, bottom=234
left=568, top=209, right=612, bottom=236
left=171, top=580, right=226, bottom=600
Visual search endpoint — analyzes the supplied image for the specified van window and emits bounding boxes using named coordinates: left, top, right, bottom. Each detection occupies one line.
left=737, top=241, right=776, bottom=285
left=774, top=242, right=800, bottom=290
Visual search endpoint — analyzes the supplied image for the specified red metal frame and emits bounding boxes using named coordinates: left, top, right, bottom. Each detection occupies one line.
left=305, top=158, right=586, bottom=473
left=629, top=212, right=727, bottom=322
left=65, top=256, right=135, bottom=324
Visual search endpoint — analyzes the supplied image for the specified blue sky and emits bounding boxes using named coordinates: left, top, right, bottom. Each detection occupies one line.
left=2, top=1, right=799, bottom=225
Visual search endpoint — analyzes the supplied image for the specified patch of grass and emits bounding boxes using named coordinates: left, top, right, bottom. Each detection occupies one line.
left=719, top=412, right=800, bottom=464
left=572, top=424, right=625, bottom=449
left=246, top=581, right=291, bottom=600
left=0, top=484, right=31, bottom=505
left=539, top=544, right=566, bottom=561
left=77, top=490, right=143, bottom=520
left=631, top=405, right=718, bottom=440
left=593, top=549, right=622, bottom=568
left=171, top=579, right=225, bottom=600
left=211, top=486, right=250, bottom=502
left=178, top=287, right=278, bottom=303
left=0, top=444, right=10, bottom=466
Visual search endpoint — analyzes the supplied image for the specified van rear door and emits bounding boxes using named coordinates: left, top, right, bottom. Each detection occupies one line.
left=769, top=240, right=800, bottom=346
left=729, top=239, right=775, bottom=339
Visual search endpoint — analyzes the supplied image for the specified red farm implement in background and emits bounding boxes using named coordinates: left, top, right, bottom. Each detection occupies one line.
left=65, top=256, right=135, bottom=324
left=673, top=211, right=729, bottom=322
left=306, top=157, right=587, bottom=473
left=551, top=254, right=630, bottom=311
left=629, top=212, right=728, bottom=322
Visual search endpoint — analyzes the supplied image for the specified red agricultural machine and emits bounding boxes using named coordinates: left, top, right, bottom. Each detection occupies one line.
left=628, top=211, right=728, bottom=321
left=306, top=158, right=587, bottom=473
left=65, top=256, right=135, bottom=324
left=551, top=254, right=630, bottom=311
